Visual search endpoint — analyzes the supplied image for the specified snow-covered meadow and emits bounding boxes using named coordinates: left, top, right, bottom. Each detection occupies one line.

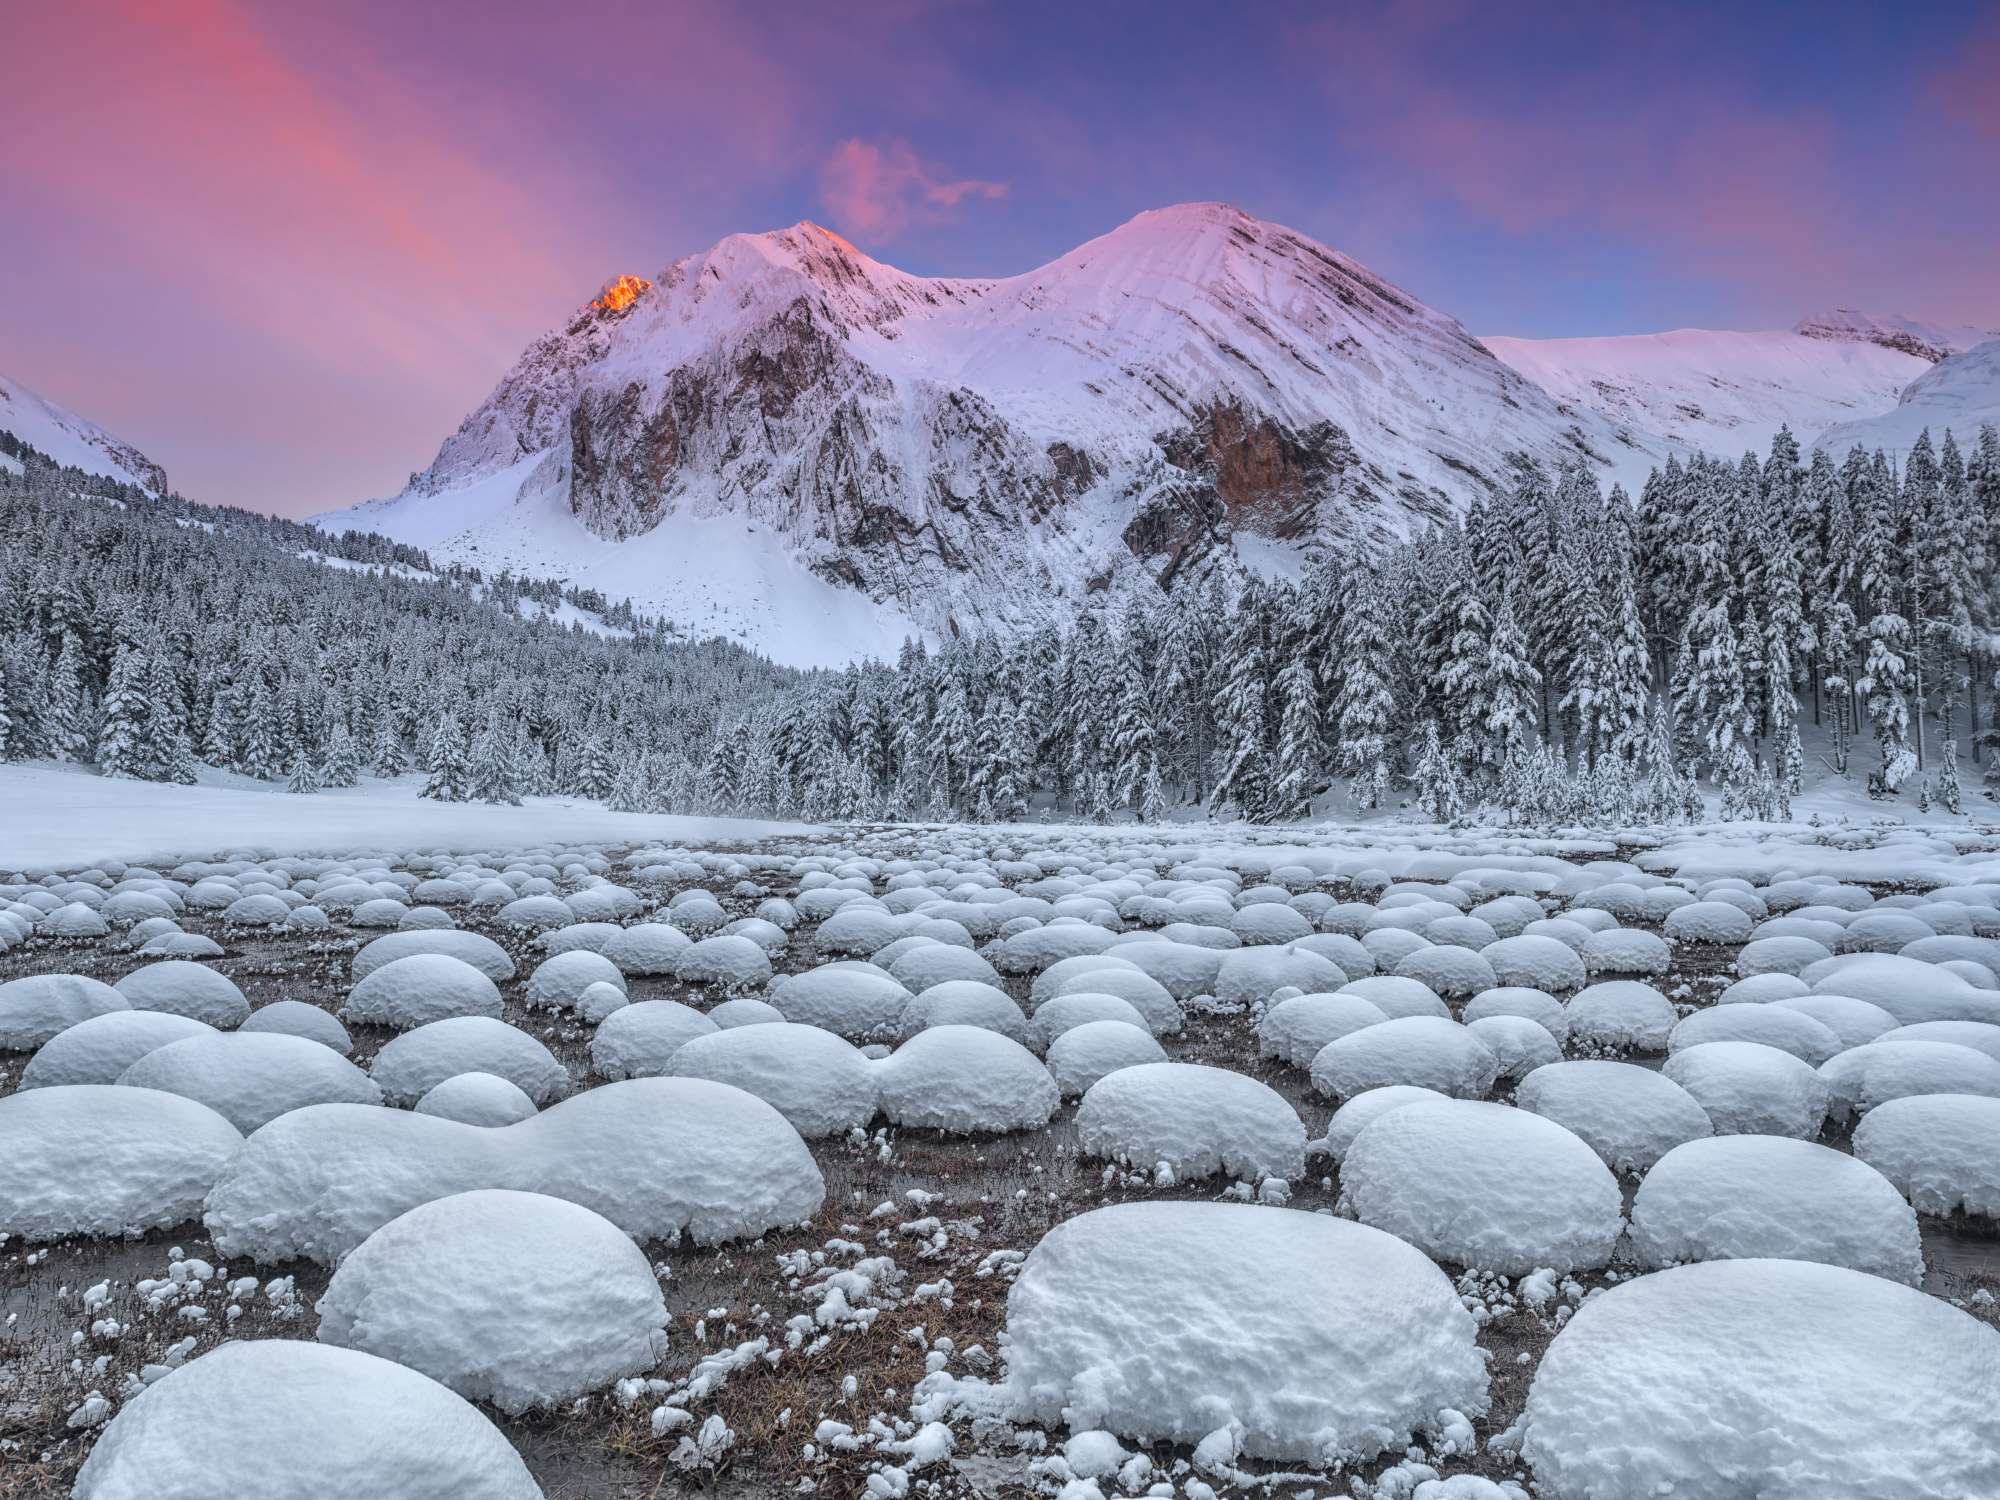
left=4, top=803, right=2000, bottom=1498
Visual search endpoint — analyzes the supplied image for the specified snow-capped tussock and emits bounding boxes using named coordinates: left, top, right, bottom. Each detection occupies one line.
left=1309, top=1016, right=1498, bottom=1102
left=71, top=1340, right=541, bottom=1500
left=1819, top=1039, right=2000, bottom=1121
left=18, top=1011, right=216, bottom=1089
left=241, top=1000, right=354, bottom=1054
left=343, top=953, right=503, bottom=1030
left=1517, top=1260, right=2000, bottom=1500
left=317, top=204, right=1624, bottom=656
left=371, top=1017, right=569, bottom=1106
left=1043, top=1019, right=1168, bottom=1096
left=1257, top=992, right=1389, bottom=1069
left=0, top=972, right=128, bottom=1050
left=668, top=1023, right=877, bottom=1137
left=1515, top=1061, right=1712, bottom=1174
left=113, top=962, right=249, bottom=1029
left=590, top=1000, right=719, bottom=1080
left=0, top=1085, right=242, bottom=1240
left=415, top=1071, right=539, bottom=1127
left=1852, top=1092, right=2000, bottom=1218
left=767, top=963, right=912, bottom=1042
left=1661, top=1041, right=1831, bottom=1138
left=316, top=1189, right=668, bottom=1414
left=1339, top=1099, right=1623, bottom=1275
left=118, top=1031, right=383, bottom=1134
left=204, top=1077, right=825, bottom=1264
left=1003, top=1202, right=1487, bottom=1463
left=1629, top=1135, right=1922, bottom=1283
left=875, top=1025, right=1058, bottom=1133
left=1075, top=1062, right=1305, bottom=1183
left=353, top=931, right=514, bottom=984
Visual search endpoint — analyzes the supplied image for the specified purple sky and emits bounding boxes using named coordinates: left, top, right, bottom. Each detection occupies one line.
left=3, top=0, right=1995, bottom=517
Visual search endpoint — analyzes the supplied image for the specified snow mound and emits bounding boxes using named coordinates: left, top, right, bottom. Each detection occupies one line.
left=354, top=932, right=514, bottom=983
left=1113, top=943, right=1226, bottom=1000
left=343, top=954, right=503, bottom=1030
left=1515, top=1061, right=1713, bottom=1173
left=1339, top=1099, right=1622, bottom=1275
left=1044, top=1020, right=1168, bottom=1097
left=669, top=1023, right=877, bottom=1136
left=1810, top=954, right=2000, bottom=1024
left=1076, top=1062, right=1305, bottom=1183
left=1310, top=1017, right=1499, bottom=1102
left=241, top=1000, right=353, bottom=1054
left=18, top=1011, right=215, bottom=1088
left=1338, top=975, right=1451, bottom=1019
left=1735, top=935, right=1834, bottom=977
left=70, top=1339, right=541, bottom=1500
left=113, top=963, right=249, bottom=1029
left=1029, top=955, right=1144, bottom=1009
left=1820, top=1039, right=2000, bottom=1121
left=415, top=1071, right=539, bottom=1126
left=766, top=963, right=911, bottom=1042
left=119, top=1031, right=382, bottom=1133
left=1231, top=903, right=1315, bottom=945
left=1580, top=928, right=1670, bottom=975
left=0, top=973, right=128, bottom=1049
left=576, top=980, right=629, bottom=1024
left=899, top=981, right=1028, bottom=1043
left=526, top=950, right=627, bottom=1010
left=0, top=1084, right=242, bottom=1240
left=1215, top=946, right=1346, bottom=1008
left=1480, top=936, right=1586, bottom=992
left=1629, top=1136, right=1921, bottom=1283
left=205, top=1077, right=825, bottom=1263
left=708, top=997, right=785, bottom=1028
left=1325, top=1086, right=1450, bottom=1162
left=497, top=895, right=574, bottom=932
left=1463, top=986, right=1567, bottom=1041
left=591, top=1001, right=720, bottom=1080
left=601, top=923, right=692, bottom=975
left=1257, top=993, right=1390, bottom=1068
left=889, top=944, right=1001, bottom=992
left=372, top=1017, right=570, bottom=1106
left=676, top=934, right=773, bottom=990
left=1003, top=1202, right=1487, bottom=1463
left=1664, top=902, right=1754, bottom=945
left=1395, top=945, right=1496, bottom=998
left=317, top=1189, right=668, bottom=1413
left=816, top=904, right=905, bottom=956
left=1049, top=968, right=1182, bottom=1033
left=1564, top=981, right=1677, bottom=1052
left=540, top=922, right=623, bottom=955
left=1465, top=1015, right=1563, bottom=1079
left=1853, top=1092, right=2000, bottom=1217
left=876, top=1025, right=1058, bottom=1132
left=1662, top=1042, right=1831, bottom=1138
left=1517, top=1259, right=2000, bottom=1500
left=1882, top=1019, right=2000, bottom=1064
left=1772, top=993, right=1899, bottom=1049
left=1029, top=992, right=1150, bottom=1052
left=1718, top=973, right=1812, bottom=1004
left=1668, top=1003, right=1841, bottom=1064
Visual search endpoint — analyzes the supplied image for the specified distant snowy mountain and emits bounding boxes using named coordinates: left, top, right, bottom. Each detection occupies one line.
left=1792, top=309, right=1998, bottom=364
left=0, top=370, right=166, bottom=494
left=1814, top=339, right=2000, bottom=460
left=1476, top=328, right=1927, bottom=472
left=318, top=205, right=1618, bottom=658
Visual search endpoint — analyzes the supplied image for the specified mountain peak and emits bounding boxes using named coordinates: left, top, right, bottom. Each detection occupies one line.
left=1794, top=308, right=1997, bottom=363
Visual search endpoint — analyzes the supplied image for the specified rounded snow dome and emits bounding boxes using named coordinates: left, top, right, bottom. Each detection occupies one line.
left=0, top=1084, right=242, bottom=1240
left=1324, top=1085, right=1449, bottom=1163
left=344, top=954, right=503, bottom=1030
left=1820, top=1039, right=2000, bottom=1121
left=1771, top=992, right=1899, bottom=1050
left=1337, top=975, right=1451, bottom=1020
left=1309, top=1016, right=1499, bottom=1102
left=317, top=1188, right=668, bottom=1414
left=118, top=1031, right=383, bottom=1134
left=707, top=997, right=785, bottom=1028
left=71, top=1338, right=541, bottom=1500
left=1662, top=1040, right=1831, bottom=1138
left=1004, top=1202, right=1487, bottom=1464
left=1257, top=993, right=1390, bottom=1069
left=875, top=1025, right=1058, bottom=1133
left=1668, top=1003, right=1841, bottom=1065
left=675, top=934, right=773, bottom=991
left=1629, top=1135, right=1922, bottom=1283
left=1049, top=968, right=1181, bottom=1034
left=1463, top=986, right=1567, bottom=1041
left=766, top=963, right=911, bottom=1043
left=240, top=1000, right=353, bottom=1054
left=1076, top=1062, right=1305, bottom=1184
left=898, top=981, right=1027, bottom=1043
left=1735, top=935, right=1834, bottom=977
left=1481, top=935, right=1587, bottom=993
left=372, top=1017, right=570, bottom=1106
left=1853, top=1092, right=2000, bottom=1218
left=1113, top=943, right=1226, bottom=1001
left=0, top=972, right=129, bottom=1050
left=1717, top=972, right=1813, bottom=1005
left=601, top=923, right=693, bottom=976
left=669, top=1023, right=877, bottom=1137
left=1564, top=981, right=1678, bottom=1052
left=590, top=1000, right=720, bottom=1080
left=1517, top=1259, right=2000, bottom=1500
left=1230, top=903, right=1316, bottom=946
left=1044, top=1020, right=1168, bottom=1097
left=526, top=950, right=626, bottom=1011
left=1215, top=947, right=1346, bottom=1008
left=888, top=943, right=1000, bottom=993
left=114, top=962, right=250, bottom=1029
left=1465, top=1013, right=1564, bottom=1079
left=18, top=1010, right=216, bottom=1088
left=1339, top=1098, right=1623, bottom=1275
left=1580, top=928, right=1671, bottom=976
left=1664, top=901, right=1755, bottom=945
left=1029, top=992, right=1150, bottom=1053
left=1394, top=944, right=1496, bottom=998
left=414, top=1072, right=539, bottom=1127
left=354, top=932, right=513, bottom=984
left=1029, top=954, right=1144, bottom=1008
left=1810, top=954, right=2000, bottom=1025
left=1515, top=1060, right=1713, bottom=1174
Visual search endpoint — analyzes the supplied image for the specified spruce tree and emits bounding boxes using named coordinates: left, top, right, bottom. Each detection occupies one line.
left=467, top=710, right=520, bottom=805
left=322, top=722, right=360, bottom=788
left=421, top=710, right=471, bottom=802
left=285, top=747, right=321, bottom=794
left=96, top=646, right=156, bottom=781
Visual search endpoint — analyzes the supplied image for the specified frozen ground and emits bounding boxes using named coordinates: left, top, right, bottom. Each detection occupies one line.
left=4, top=793, right=2000, bottom=1495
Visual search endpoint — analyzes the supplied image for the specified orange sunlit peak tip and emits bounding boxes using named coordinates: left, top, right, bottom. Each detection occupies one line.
left=589, top=274, right=651, bottom=313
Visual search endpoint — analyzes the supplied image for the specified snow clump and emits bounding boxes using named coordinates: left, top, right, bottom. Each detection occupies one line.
left=526, top=950, right=627, bottom=1011
left=590, top=1001, right=719, bottom=1080
left=0, top=973, right=128, bottom=1049
left=113, top=963, right=250, bottom=1029
left=240, top=1000, right=353, bottom=1054
left=1076, top=1062, right=1305, bottom=1184
left=1479, top=936, right=1586, bottom=992
left=342, top=954, right=503, bottom=1030
left=18, top=1011, right=215, bottom=1088
left=371, top=1017, right=569, bottom=1106
left=1310, top=1017, right=1499, bottom=1101
left=1043, top=1020, right=1168, bottom=1096
left=1667, top=1004, right=1841, bottom=1065
left=119, top=1032, right=383, bottom=1133
left=765, top=963, right=911, bottom=1042
left=1515, top=1061, right=1713, bottom=1174
left=415, top=1072, right=539, bottom=1127
left=317, top=1189, right=669, bottom=1413
left=1819, top=1039, right=2000, bottom=1121
left=875, top=1026, right=1058, bottom=1132
left=668, top=1024, right=877, bottom=1136
left=1257, top=993, right=1389, bottom=1069
left=353, top=931, right=514, bottom=983
left=898, top=981, right=1028, bottom=1043
left=1324, top=1086, right=1450, bottom=1163
left=1853, top=1092, right=2000, bottom=1217
left=1563, top=981, right=1678, bottom=1052
left=1662, top=1041, right=1831, bottom=1138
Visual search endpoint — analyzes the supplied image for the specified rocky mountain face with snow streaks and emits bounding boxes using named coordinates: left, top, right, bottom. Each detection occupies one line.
left=399, top=205, right=1605, bottom=631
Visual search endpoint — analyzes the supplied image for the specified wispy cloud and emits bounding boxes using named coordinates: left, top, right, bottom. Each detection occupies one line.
left=818, top=139, right=1008, bottom=245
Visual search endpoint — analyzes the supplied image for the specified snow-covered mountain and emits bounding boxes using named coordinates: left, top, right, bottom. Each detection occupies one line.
left=1792, top=308, right=1997, bottom=364
left=0, top=370, right=167, bottom=494
left=319, top=205, right=1618, bottom=657
left=1814, top=339, right=2000, bottom=460
left=1476, top=328, right=1929, bottom=471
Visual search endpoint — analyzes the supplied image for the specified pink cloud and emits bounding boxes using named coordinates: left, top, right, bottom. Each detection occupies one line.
left=819, top=139, right=1008, bottom=244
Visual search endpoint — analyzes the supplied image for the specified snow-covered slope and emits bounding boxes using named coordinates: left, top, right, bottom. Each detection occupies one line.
left=318, top=205, right=1616, bottom=656
left=1477, top=329, right=1928, bottom=471
left=1814, top=340, right=2000, bottom=460
left=1793, top=309, right=1998, bottom=364
left=0, top=370, right=167, bottom=493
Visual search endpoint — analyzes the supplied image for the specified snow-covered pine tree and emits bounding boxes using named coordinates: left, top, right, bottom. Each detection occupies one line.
left=420, top=710, right=471, bottom=802
left=1269, top=654, right=1321, bottom=822
left=285, top=747, right=321, bottom=794
left=1108, top=633, right=1159, bottom=814
left=1858, top=610, right=1918, bottom=796
left=1333, top=570, right=1399, bottom=810
left=96, top=644, right=156, bottom=781
left=576, top=734, right=617, bottom=801
left=1482, top=587, right=1540, bottom=779
left=166, top=727, right=201, bottom=786
left=372, top=713, right=409, bottom=777
left=1207, top=593, right=1271, bottom=818
left=1411, top=719, right=1467, bottom=824
left=321, top=721, right=360, bottom=788
left=468, top=710, right=520, bottom=805
left=46, top=630, right=88, bottom=763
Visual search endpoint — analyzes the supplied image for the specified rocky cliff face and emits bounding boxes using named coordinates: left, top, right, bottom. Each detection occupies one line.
left=395, top=204, right=1613, bottom=631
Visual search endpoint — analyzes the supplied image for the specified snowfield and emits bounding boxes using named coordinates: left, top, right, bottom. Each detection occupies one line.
left=7, top=809, right=2000, bottom=1494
